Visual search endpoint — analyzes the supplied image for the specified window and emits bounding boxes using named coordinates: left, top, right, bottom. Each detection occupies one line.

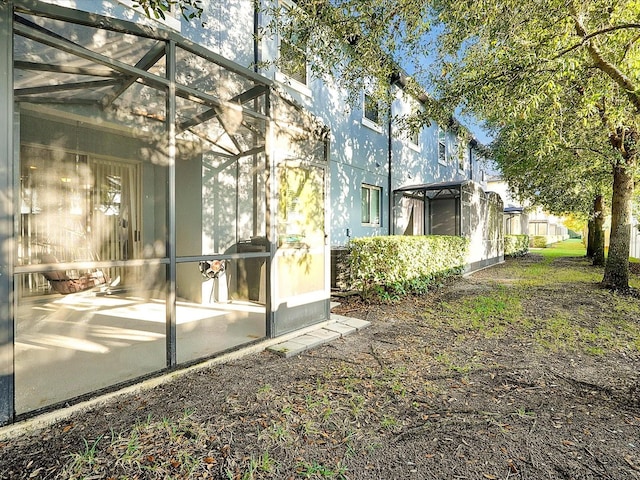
left=361, top=184, right=381, bottom=226
left=438, top=126, right=447, bottom=165
left=409, top=127, right=419, bottom=147
left=458, top=138, right=466, bottom=172
left=362, top=93, right=382, bottom=131
left=279, top=38, right=307, bottom=85
left=408, top=99, right=421, bottom=147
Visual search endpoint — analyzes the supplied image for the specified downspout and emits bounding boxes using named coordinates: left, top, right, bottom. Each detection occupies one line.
left=387, top=76, right=400, bottom=236
left=253, top=0, right=260, bottom=73
left=388, top=109, right=393, bottom=235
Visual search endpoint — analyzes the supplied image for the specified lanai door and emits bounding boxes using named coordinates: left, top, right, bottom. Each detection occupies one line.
left=274, top=160, right=328, bottom=334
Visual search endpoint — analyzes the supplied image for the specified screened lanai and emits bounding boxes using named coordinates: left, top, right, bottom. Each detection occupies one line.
left=1, top=1, right=329, bottom=422
left=394, top=180, right=503, bottom=271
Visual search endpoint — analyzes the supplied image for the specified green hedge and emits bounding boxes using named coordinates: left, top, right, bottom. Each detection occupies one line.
left=348, top=235, right=469, bottom=302
left=504, top=234, right=529, bottom=257
left=530, top=235, right=548, bottom=248
left=529, top=235, right=568, bottom=248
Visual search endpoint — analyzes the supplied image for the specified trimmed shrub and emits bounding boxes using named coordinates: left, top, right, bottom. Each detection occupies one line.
left=530, top=235, right=548, bottom=248
left=504, top=234, right=529, bottom=257
left=348, top=235, right=469, bottom=302
left=529, top=235, right=569, bottom=248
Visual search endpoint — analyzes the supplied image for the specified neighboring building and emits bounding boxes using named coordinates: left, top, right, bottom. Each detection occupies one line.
left=487, top=176, right=570, bottom=240
left=487, top=176, right=529, bottom=236
left=527, top=209, right=569, bottom=238
left=0, top=0, right=502, bottom=425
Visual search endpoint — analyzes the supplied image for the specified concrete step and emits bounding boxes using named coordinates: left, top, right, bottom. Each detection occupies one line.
left=267, top=315, right=370, bottom=358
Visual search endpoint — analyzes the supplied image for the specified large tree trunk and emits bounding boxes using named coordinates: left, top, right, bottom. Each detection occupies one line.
left=592, top=194, right=605, bottom=267
left=602, top=163, right=634, bottom=289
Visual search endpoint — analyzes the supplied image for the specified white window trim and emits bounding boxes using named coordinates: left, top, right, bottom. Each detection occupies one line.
left=362, top=92, right=383, bottom=133
left=407, top=127, right=420, bottom=151
left=362, top=116, right=383, bottom=133
left=275, top=0, right=312, bottom=97
left=275, top=70, right=312, bottom=97
left=437, top=126, right=447, bottom=166
left=457, top=140, right=466, bottom=173
left=407, top=99, right=422, bottom=150
left=361, top=184, right=382, bottom=226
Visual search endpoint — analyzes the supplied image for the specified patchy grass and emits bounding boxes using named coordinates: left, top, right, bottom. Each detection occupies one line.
left=428, top=286, right=528, bottom=336
left=426, top=249, right=640, bottom=356
left=62, top=410, right=214, bottom=479
left=537, top=238, right=586, bottom=261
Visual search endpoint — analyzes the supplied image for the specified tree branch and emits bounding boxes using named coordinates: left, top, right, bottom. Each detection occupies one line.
left=582, top=23, right=640, bottom=41
left=572, top=14, right=640, bottom=113
left=553, top=23, right=640, bottom=60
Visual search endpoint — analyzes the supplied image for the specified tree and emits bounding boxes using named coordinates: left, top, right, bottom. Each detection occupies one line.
left=490, top=94, right=612, bottom=266
left=426, top=0, right=639, bottom=289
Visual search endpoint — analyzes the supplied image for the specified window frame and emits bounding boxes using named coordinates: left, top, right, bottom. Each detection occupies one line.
left=362, top=92, right=383, bottom=133
left=457, top=137, right=466, bottom=172
left=407, top=99, right=421, bottom=149
left=277, top=38, right=308, bottom=85
left=361, top=184, right=382, bottom=227
left=437, top=126, right=447, bottom=166
left=408, top=126, right=420, bottom=149
left=275, top=0, right=311, bottom=96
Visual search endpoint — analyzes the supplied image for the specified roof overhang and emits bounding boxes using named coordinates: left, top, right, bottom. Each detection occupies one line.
left=394, top=180, right=474, bottom=199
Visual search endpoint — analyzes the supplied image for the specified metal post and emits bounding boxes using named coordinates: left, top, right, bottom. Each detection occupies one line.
left=264, top=88, right=274, bottom=338
left=166, top=40, right=177, bottom=367
left=0, top=0, right=15, bottom=425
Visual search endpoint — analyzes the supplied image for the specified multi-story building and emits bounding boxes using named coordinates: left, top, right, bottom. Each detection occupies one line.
left=0, top=0, right=502, bottom=425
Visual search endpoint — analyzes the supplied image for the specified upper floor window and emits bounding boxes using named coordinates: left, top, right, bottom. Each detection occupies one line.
left=437, top=126, right=447, bottom=165
left=275, top=0, right=310, bottom=94
left=362, top=93, right=382, bottom=132
left=361, top=184, right=381, bottom=226
left=409, top=127, right=419, bottom=147
left=279, top=38, right=307, bottom=85
left=407, top=99, right=421, bottom=148
left=457, top=138, right=466, bottom=172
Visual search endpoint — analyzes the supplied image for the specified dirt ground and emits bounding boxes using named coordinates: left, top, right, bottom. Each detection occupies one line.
left=1, top=254, right=639, bottom=479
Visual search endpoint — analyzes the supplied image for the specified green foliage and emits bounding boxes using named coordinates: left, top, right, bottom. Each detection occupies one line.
left=428, top=0, right=639, bottom=289
left=348, top=235, right=469, bottom=302
left=133, top=0, right=204, bottom=22
left=529, top=235, right=570, bottom=249
left=530, top=236, right=549, bottom=249
left=504, top=234, right=529, bottom=257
